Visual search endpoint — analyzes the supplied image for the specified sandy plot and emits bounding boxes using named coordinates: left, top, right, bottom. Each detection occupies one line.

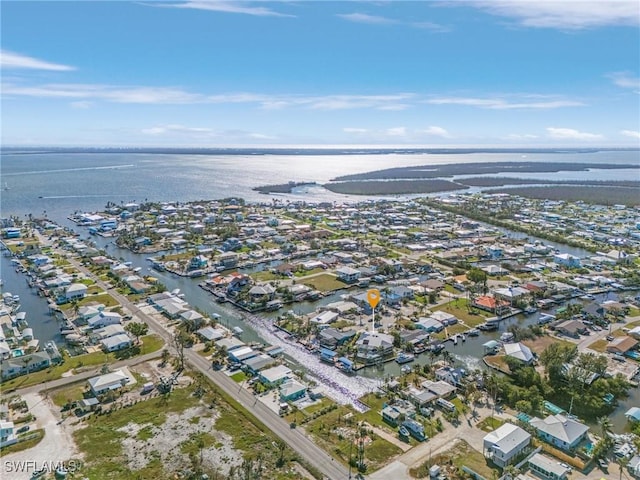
left=119, top=405, right=242, bottom=475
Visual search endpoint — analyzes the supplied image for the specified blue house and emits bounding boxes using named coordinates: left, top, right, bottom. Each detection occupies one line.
left=2, top=228, right=20, bottom=239
left=529, top=414, right=589, bottom=451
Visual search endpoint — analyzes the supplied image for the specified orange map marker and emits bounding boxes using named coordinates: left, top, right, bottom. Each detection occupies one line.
left=367, top=289, right=381, bottom=309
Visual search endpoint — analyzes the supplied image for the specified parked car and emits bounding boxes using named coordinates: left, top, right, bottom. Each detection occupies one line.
left=606, top=335, right=614, bottom=341
left=17, top=425, right=30, bottom=434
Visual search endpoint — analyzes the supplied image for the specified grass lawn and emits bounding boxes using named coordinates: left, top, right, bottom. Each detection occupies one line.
left=51, top=384, right=87, bottom=407
left=484, top=355, right=510, bottom=374
left=522, top=335, right=574, bottom=355
left=301, top=273, right=347, bottom=292
left=409, top=439, right=499, bottom=479
left=230, top=371, right=247, bottom=383
left=1, top=334, right=164, bottom=392
left=304, top=405, right=402, bottom=472
left=433, top=298, right=491, bottom=325
left=627, top=307, right=640, bottom=317
left=587, top=339, right=607, bottom=353
left=0, top=429, right=45, bottom=455
left=73, top=372, right=301, bottom=480
left=79, top=293, right=119, bottom=307
left=250, top=270, right=281, bottom=282
left=476, top=416, right=505, bottom=432
left=294, top=267, right=324, bottom=277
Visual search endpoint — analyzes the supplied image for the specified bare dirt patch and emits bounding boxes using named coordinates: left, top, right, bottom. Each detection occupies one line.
left=119, top=405, right=243, bottom=475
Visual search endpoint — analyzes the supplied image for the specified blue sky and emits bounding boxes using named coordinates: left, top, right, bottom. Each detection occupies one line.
left=2, top=1, right=639, bottom=146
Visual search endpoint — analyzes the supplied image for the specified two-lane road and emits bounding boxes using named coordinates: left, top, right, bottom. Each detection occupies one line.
left=66, top=256, right=349, bottom=480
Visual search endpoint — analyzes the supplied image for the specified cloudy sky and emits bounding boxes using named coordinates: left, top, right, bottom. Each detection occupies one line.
left=2, top=1, right=639, bottom=146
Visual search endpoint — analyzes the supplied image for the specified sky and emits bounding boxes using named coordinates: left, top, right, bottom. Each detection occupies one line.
left=1, top=0, right=640, bottom=147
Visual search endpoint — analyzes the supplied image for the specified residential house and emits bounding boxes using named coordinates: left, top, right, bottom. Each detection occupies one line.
left=92, top=324, right=127, bottom=340
left=259, top=365, right=292, bottom=387
left=180, top=310, right=205, bottom=328
left=64, top=283, right=88, bottom=301
left=336, top=266, right=361, bottom=284
left=416, top=317, right=444, bottom=333
left=528, top=453, right=571, bottom=480
left=0, top=352, right=52, bottom=380
left=483, top=423, right=531, bottom=468
left=279, top=380, right=307, bottom=402
left=88, top=369, right=131, bottom=396
left=318, top=328, right=355, bottom=350
left=628, top=455, right=640, bottom=479
left=248, top=284, right=276, bottom=303
left=0, top=421, right=16, bottom=447
left=435, top=366, right=466, bottom=387
left=429, top=311, right=458, bottom=326
left=101, top=334, right=132, bottom=352
left=421, top=380, right=456, bottom=399
left=607, top=336, right=638, bottom=355
left=529, top=414, right=589, bottom=451
left=355, top=332, right=394, bottom=365
left=554, top=320, right=588, bottom=338
left=473, top=295, right=509, bottom=313
left=87, top=311, right=122, bottom=329
left=553, top=253, right=581, bottom=268
left=504, top=342, right=534, bottom=365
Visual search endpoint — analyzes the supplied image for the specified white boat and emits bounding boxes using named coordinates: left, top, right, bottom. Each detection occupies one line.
left=468, top=329, right=480, bottom=336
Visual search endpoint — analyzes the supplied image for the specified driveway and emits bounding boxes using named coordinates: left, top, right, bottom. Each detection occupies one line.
left=1, top=393, right=79, bottom=480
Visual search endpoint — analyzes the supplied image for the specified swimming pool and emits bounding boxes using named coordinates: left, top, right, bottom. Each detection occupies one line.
left=11, top=348, right=25, bottom=358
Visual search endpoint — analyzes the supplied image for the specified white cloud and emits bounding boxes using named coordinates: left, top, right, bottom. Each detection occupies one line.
left=160, top=1, right=294, bottom=17
left=343, top=127, right=368, bottom=134
left=607, top=72, right=640, bottom=90
left=70, top=101, right=92, bottom=109
left=427, top=96, right=584, bottom=110
left=546, top=127, right=603, bottom=140
left=621, top=130, right=640, bottom=139
left=1, top=50, right=75, bottom=71
left=469, top=1, right=640, bottom=29
left=337, top=13, right=396, bottom=25
left=249, top=133, right=276, bottom=140
left=142, top=124, right=215, bottom=136
left=507, top=133, right=539, bottom=139
left=386, top=127, right=407, bottom=136
left=423, top=126, right=451, bottom=138
left=337, top=12, right=449, bottom=31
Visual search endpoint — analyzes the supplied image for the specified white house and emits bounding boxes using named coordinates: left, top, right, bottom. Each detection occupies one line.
left=483, top=423, right=531, bottom=468
left=93, top=324, right=127, bottom=340
left=101, top=333, right=132, bottom=352
left=504, top=342, right=534, bottom=365
left=87, top=311, right=122, bottom=329
left=0, top=421, right=17, bottom=447
left=88, top=369, right=131, bottom=396
left=65, top=283, right=88, bottom=301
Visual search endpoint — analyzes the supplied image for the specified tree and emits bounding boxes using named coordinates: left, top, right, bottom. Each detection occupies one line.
left=125, top=321, right=149, bottom=344
left=160, top=348, right=170, bottom=367
left=598, top=416, right=613, bottom=445
left=467, top=267, right=488, bottom=294
left=173, top=330, right=191, bottom=371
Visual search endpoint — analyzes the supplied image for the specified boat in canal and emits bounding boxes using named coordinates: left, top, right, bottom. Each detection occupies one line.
left=396, top=352, right=415, bottom=364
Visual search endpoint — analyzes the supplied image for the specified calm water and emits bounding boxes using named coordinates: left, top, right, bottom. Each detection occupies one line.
left=1, top=150, right=638, bottom=425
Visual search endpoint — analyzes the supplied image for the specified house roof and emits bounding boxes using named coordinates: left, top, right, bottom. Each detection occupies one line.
left=504, top=342, right=534, bottom=363
left=88, top=369, right=128, bottom=391
left=483, top=423, right=531, bottom=455
left=530, top=414, right=589, bottom=445
left=626, top=407, right=640, bottom=421
left=260, top=365, right=292, bottom=383
left=528, top=453, right=570, bottom=477
left=101, top=334, right=131, bottom=349
left=607, top=336, right=638, bottom=353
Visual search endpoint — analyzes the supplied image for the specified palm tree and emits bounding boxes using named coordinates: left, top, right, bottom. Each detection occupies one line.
left=598, top=416, right=613, bottom=445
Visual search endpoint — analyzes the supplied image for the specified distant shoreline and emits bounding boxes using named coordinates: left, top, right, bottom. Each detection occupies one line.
left=2, top=146, right=639, bottom=156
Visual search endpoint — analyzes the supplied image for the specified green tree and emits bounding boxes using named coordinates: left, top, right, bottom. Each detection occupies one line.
left=125, top=321, right=149, bottom=344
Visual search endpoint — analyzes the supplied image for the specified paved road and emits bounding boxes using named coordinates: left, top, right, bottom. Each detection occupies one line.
left=5, top=350, right=162, bottom=397
left=65, top=256, right=349, bottom=480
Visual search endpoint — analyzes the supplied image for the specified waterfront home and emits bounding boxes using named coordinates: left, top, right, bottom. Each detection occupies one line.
left=483, top=422, right=531, bottom=468
left=381, top=405, right=403, bottom=426
left=626, top=407, right=640, bottom=423
left=228, top=346, right=258, bottom=363
left=472, top=295, right=509, bottom=313
left=310, top=310, right=339, bottom=325
left=416, top=317, right=444, bottom=333
left=87, top=311, right=122, bottom=329
left=355, top=331, right=394, bottom=365
left=63, top=283, right=88, bottom=301
left=88, top=369, right=131, bottom=396
left=429, top=311, right=458, bottom=326
left=421, top=380, right=456, bottom=399
left=435, top=366, right=466, bottom=387
left=318, top=328, right=355, bottom=350
left=0, top=421, right=17, bottom=447
left=607, top=336, right=639, bottom=355
left=553, top=253, right=581, bottom=268
left=529, top=414, right=589, bottom=452
left=554, top=320, right=588, bottom=338
left=196, top=326, right=227, bottom=342
left=0, top=351, right=52, bottom=380
left=101, top=333, right=132, bottom=352
left=406, top=387, right=437, bottom=408
left=179, top=310, right=205, bottom=328
left=528, top=453, right=571, bottom=480
left=78, top=304, right=105, bottom=322
left=336, top=266, right=361, bottom=284
left=243, top=354, right=276, bottom=374
left=628, top=455, right=640, bottom=479
left=503, top=342, right=535, bottom=365
left=248, top=284, right=276, bottom=303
